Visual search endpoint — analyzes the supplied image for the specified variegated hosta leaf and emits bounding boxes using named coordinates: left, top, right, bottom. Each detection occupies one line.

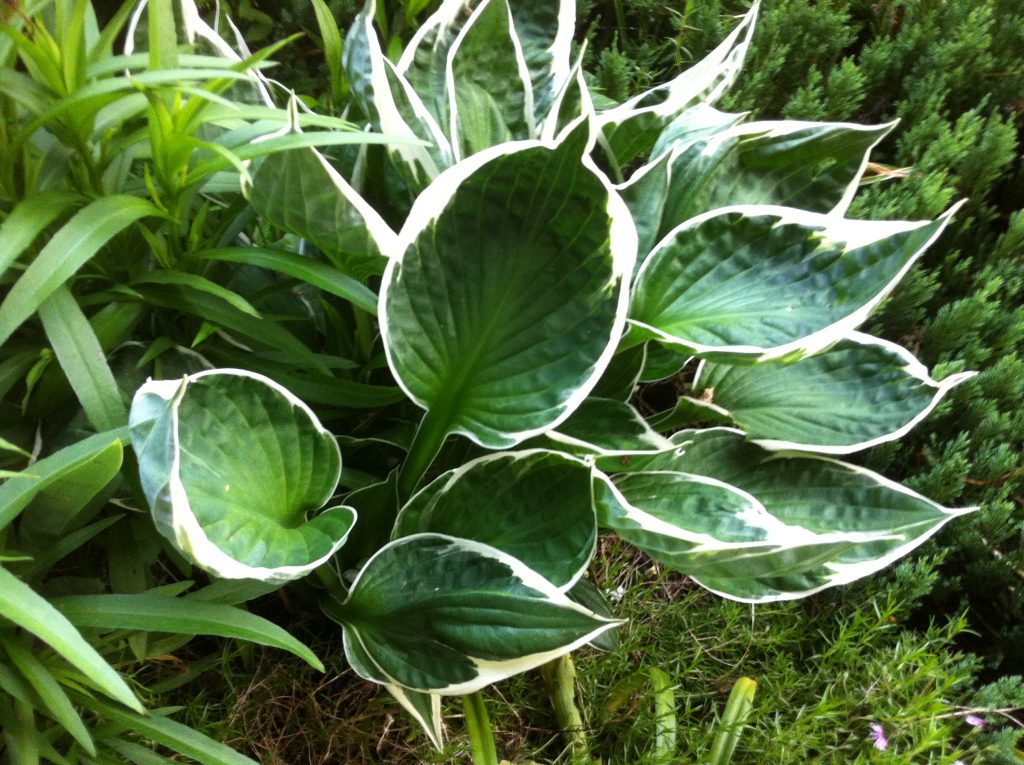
left=325, top=533, right=619, bottom=694
left=386, top=686, right=444, bottom=750
left=545, top=398, right=672, bottom=456
left=655, top=116, right=895, bottom=243
left=250, top=147, right=394, bottom=279
left=344, top=0, right=450, bottom=186
left=506, top=0, right=574, bottom=128
left=629, top=203, right=961, bottom=362
left=595, top=428, right=973, bottom=602
left=398, top=0, right=478, bottom=134
left=649, top=102, right=746, bottom=161
left=539, top=55, right=592, bottom=143
left=693, top=332, right=977, bottom=454
left=129, top=370, right=355, bottom=582
left=447, top=0, right=532, bottom=158
left=596, top=1, right=759, bottom=168
left=617, top=149, right=671, bottom=269
left=591, top=343, right=646, bottom=400
left=393, top=450, right=597, bottom=589
left=381, top=123, right=636, bottom=449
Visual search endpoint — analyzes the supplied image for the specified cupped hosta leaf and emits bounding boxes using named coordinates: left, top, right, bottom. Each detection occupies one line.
left=694, top=332, right=977, bottom=453
left=249, top=145, right=395, bottom=279
left=629, top=203, right=961, bottom=362
left=393, top=450, right=597, bottom=589
left=596, top=2, right=758, bottom=167
left=325, top=533, right=619, bottom=694
left=655, top=117, right=895, bottom=241
left=447, top=0, right=532, bottom=157
left=596, top=428, right=973, bottom=602
left=129, top=369, right=355, bottom=582
left=381, top=123, right=637, bottom=449
left=545, top=398, right=672, bottom=456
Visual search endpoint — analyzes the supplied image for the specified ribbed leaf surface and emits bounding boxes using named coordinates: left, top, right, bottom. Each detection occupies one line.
left=129, top=370, right=354, bottom=582
left=393, top=450, right=597, bottom=588
left=596, top=429, right=972, bottom=601
left=630, top=204, right=958, bottom=361
left=695, top=333, right=976, bottom=453
left=326, top=534, right=618, bottom=694
left=382, top=126, right=635, bottom=448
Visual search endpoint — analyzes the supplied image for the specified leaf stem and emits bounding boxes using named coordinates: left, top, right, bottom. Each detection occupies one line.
left=540, top=654, right=591, bottom=762
left=708, top=676, right=757, bottom=765
left=462, top=692, right=498, bottom=765
left=397, top=407, right=449, bottom=501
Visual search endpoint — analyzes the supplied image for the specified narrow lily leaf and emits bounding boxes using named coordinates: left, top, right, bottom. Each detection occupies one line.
left=546, top=398, right=672, bottom=456
left=694, top=332, right=977, bottom=454
left=657, top=118, right=895, bottom=240
left=16, top=435, right=123, bottom=546
left=51, top=593, right=323, bottom=670
left=382, top=124, right=636, bottom=449
left=129, top=369, right=355, bottom=582
left=0, top=196, right=161, bottom=347
left=393, top=450, right=597, bottom=589
left=198, top=247, right=378, bottom=315
left=0, top=636, right=96, bottom=756
left=343, top=0, right=444, bottom=185
left=38, top=284, right=127, bottom=432
left=76, top=696, right=257, bottom=765
left=630, top=203, right=961, bottom=362
left=131, top=271, right=261, bottom=318
left=325, top=533, right=619, bottom=694
left=447, top=0, right=532, bottom=157
left=506, top=0, right=574, bottom=129
left=249, top=145, right=394, bottom=277
left=597, top=1, right=759, bottom=167
left=0, top=191, right=82, bottom=279
left=0, top=432, right=124, bottom=532
left=132, top=283, right=328, bottom=374
left=596, top=428, right=974, bottom=602
left=0, top=566, right=143, bottom=712
left=386, top=685, right=444, bottom=749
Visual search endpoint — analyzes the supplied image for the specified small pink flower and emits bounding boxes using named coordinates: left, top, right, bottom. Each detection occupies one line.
left=869, top=722, right=888, bottom=751
left=965, top=714, right=985, bottom=727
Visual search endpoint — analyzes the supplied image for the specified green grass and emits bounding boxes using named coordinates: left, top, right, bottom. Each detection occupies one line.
left=165, top=541, right=1022, bottom=764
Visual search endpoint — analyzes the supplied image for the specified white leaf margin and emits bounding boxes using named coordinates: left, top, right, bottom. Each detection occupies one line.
left=393, top=448, right=598, bottom=591
left=347, top=0, right=447, bottom=183
left=342, top=533, right=622, bottom=696
left=629, top=201, right=965, bottom=362
left=691, top=449, right=977, bottom=603
left=444, top=0, right=536, bottom=159
left=596, top=1, right=759, bottom=131
left=693, top=331, right=977, bottom=455
left=669, top=117, right=898, bottom=217
left=546, top=399, right=674, bottom=457
left=131, top=368, right=354, bottom=582
left=379, top=118, right=639, bottom=448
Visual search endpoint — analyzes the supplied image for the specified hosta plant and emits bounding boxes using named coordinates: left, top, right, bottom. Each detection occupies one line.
left=127, top=0, right=977, bottom=755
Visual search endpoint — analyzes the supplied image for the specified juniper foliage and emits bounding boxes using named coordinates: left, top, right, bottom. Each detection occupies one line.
left=585, top=0, right=1024, bottom=676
